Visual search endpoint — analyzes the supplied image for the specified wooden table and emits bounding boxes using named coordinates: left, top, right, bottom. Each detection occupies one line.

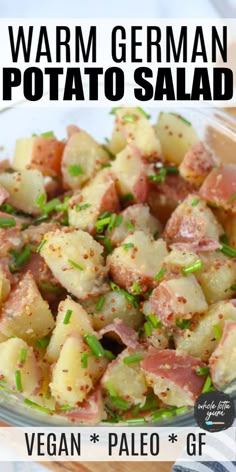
left=43, top=461, right=174, bottom=472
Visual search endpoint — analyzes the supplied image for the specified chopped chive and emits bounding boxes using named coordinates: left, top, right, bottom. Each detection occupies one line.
left=95, top=296, right=105, bottom=312
left=68, top=259, right=84, bottom=271
left=83, top=333, right=105, bottom=358
left=175, top=406, right=189, bottom=415
left=98, top=211, right=111, bottom=220
left=36, top=336, right=50, bottom=349
left=100, top=163, right=112, bottom=169
left=120, top=193, right=134, bottom=202
left=196, top=366, right=210, bottom=376
left=104, top=350, right=116, bottom=361
left=55, top=196, right=70, bottom=213
left=63, top=309, right=72, bottom=325
left=207, top=201, right=222, bottom=209
left=15, top=370, right=23, bottom=392
left=32, top=214, right=49, bottom=225
left=96, top=234, right=113, bottom=255
left=9, top=245, right=31, bottom=272
left=147, top=314, right=162, bottom=329
left=110, top=107, right=121, bottom=115
left=218, top=243, right=236, bottom=258
left=0, top=217, right=16, bottom=228
left=176, top=318, right=192, bottom=330
left=36, top=193, right=46, bottom=208
left=45, top=390, right=51, bottom=400
left=137, top=107, right=150, bottom=119
left=114, top=214, right=123, bottom=227
left=220, top=233, right=229, bottom=245
left=192, top=197, right=200, bottom=207
left=43, top=198, right=61, bottom=215
left=154, top=267, right=167, bottom=282
left=24, top=398, right=53, bottom=414
left=201, top=375, right=213, bottom=393
left=132, top=404, right=141, bottom=416
left=227, top=192, right=236, bottom=204
left=104, top=403, right=119, bottom=419
left=95, top=216, right=111, bottom=232
left=148, top=167, right=179, bottom=183
left=19, top=348, right=27, bottom=364
left=104, top=137, right=110, bottom=144
left=123, top=353, right=143, bottom=365
left=107, top=213, right=117, bottom=233
left=68, top=164, right=83, bottom=176
left=105, top=382, right=118, bottom=397
left=126, top=417, right=146, bottom=424
left=152, top=408, right=175, bottom=420
left=109, top=396, right=130, bottom=410
left=122, top=242, right=134, bottom=250
left=231, top=285, right=236, bottom=291
left=123, top=114, right=135, bottom=123
left=170, top=113, right=191, bottom=126
left=39, top=282, right=64, bottom=294
left=75, top=203, right=91, bottom=212
left=144, top=321, right=152, bottom=337
left=41, top=130, right=54, bottom=138
left=81, top=351, right=94, bottom=368
left=109, top=281, right=139, bottom=308
left=0, top=203, right=15, bottom=214
left=132, top=281, right=141, bottom=295
left=125, top=220, right=135, bottom=230
left=59, top=405, right=74, bottom=411
left=140, top=392, right=159, bottom=411
left=101, top=145, right=115, bottom=160
left=36, top=239, right=46, bottom=253
left=182, top=259, right=203, bottom=275
left=213, top=324, right=222, bottom=341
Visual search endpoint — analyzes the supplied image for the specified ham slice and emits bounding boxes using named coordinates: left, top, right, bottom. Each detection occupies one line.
left=141, top=347, right=207, bottom=407
left=99, top=318, right=139, bottom=349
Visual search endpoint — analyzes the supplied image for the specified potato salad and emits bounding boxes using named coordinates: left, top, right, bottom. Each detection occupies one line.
left=0, top=107, right=235, bottom=425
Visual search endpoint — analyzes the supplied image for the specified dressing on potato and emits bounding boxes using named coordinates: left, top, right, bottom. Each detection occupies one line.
left=0, top=107, right=235, bottom=424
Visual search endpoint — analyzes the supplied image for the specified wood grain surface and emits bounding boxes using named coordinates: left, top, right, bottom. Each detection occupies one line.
left=42, top=461, right=174, bottom=472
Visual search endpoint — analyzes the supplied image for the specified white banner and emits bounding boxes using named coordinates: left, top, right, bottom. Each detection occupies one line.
left=0, top=18, right=235, bottom=107
left=0, top=427, right=235, bottom=462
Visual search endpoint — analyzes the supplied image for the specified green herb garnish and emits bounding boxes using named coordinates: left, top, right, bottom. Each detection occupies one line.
left=196, top=366, right=210, bottom=376
left=83, top=333, right=105, bottom=358
left=36, top=239, right=46, bottom=253
left=68, top=259, right=84, bottom=271
left=227, top=192, right=236, bottom=204
left=144, top=321, right=152, bottom=337
left=63, top=309, right=72, bottom=325
left=15, top=370, right=23, bottom=392
left=218, top=243, right=236, bottom=258
left=122, top=242, right=134, bottom=250
left=154, top=267, right=167, bottom=282
left=120, top=193, right=134, bottom=202
left=191, top=197, right=200, bottom=207
left=182, top=259, right=203, bottom=275
left=123, top=353, right=143, bottom=365
left=68, top=164, right=83, bottom=176
left=19, top=348, right=27, bottom=364
left=36, top=336, right=51, bottom=349
left=213, top=324, right=222, bottom=341
left=0, top=217, right=16, bottom=228
left=176, top=318, right=192, bottom=330
left=95, top=296, right=105, bottom=312
left=101, top=145, right=115, bottom=160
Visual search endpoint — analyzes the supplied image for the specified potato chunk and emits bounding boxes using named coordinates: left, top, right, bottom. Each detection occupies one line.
left=50, top=334, right=93, bottom=406
left=110, top=107, right=162, bottom=161
left=0, top=272, right=55, bottom=342
left=13, top=136, right=65, bottom=177
left=174, top=300, right=236, bottom=361
left=107, top=232, right=168, bottom=293
left=101, top=347, right=148, bottom=406
left=46, top=297, right=95, bottom=362
left=0, top=337, right=41, bottom=395
left=40, top=228, right=108, bottom=299
left=68, top=173, right=119, bottom=233
left=209, top=320, right=236, bottom=388
left=111, top=145, right=149, bottom=203
left=149, top=275, right=208, bottom=327
left=0, top=170, right=46, bottom=215
left=155, top=112, right=198, bottom=165
left=82, top=291, right=143, bottom=331
left=109, top=204, right=161, bottom=245
left=62, top=129, right=108, bottom=190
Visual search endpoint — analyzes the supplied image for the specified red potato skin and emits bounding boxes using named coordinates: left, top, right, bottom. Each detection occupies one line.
left=60, top=387, right=103, bottom=424
left=99, top=318, right=139, bottom=349
left=163, top=213, right=206, bottom=243
left=98, top=181, right=120, bottom=215
left=28, top=138, right=65, bottom=177
left=0, top=211, right=24, bottom=258
left=132, top=167, right=149, bottom=204
left=141, top=347, right=207, bottom=401
left=148, top=174, right=195, bottom=224
left=66, top=125, right=80, bottom=139
left=179, top=142, right=215, bottom=186
left=199, top=164, right=236, bottom=211
left=107, top=256, right=154, bottom=294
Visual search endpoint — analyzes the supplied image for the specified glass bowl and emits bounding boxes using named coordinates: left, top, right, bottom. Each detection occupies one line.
left=0, top=105, right=236, bottom=427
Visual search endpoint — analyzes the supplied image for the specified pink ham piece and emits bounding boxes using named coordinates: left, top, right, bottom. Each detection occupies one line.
left=170, top=238, right=222, bottom=253
left=0, top=184, right=9, bottom=205
left=99, top=318, right=139, bottom=349
left=141, top=347, right=207, bottom=407
left=179, top=142, right=215, bottom=186
left=61, top=387, right=104, bottom=424
left=199, top=164, right=236, bottom=212
left=164, top=213, right=206, bottom=243
left=209, top=320, right=236, bottom=389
